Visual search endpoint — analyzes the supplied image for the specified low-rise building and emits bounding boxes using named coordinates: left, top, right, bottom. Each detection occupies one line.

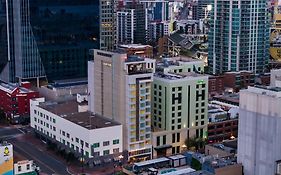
left=14, top=160, right=39, bottom=175
left=208, top=75, right=224, bottom=97
left=118, top=44, right=153, bottom=58
left=0, top=82, right=39, bottom=123
left=223, top=71, right=255, bottom=92
left=207, top=105, right=238, bottom=143
left=30, top=98, right=123, bottom=166
left=37, top=78, right=88, bottom=102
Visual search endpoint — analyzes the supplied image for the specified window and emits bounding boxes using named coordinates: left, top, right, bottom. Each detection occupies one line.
left=201, top=121, right=205, bottom=125
left=177, top=133, right=180, bottom=142
left=113, top=148, right=120, bottom=153
left=172, top=107, right=175, bottom=111
left=67, top=133, right=70, bottom=138
left=103, top=141, right=110, bottom=146
left=163, top=135, right=166, bottom=145
left=53, top=118, right=56, bottom=123
left=27, top=164, right=30, bottom=170
left=62, top=131, right=65, bottom=136
left=18, top=166, right=22, bottom=172
left=76, top=138, right=79, bottom=143
left=103, top=150, right=110, bottom=155
left=92, top=143, right=100, bottom=148
left=85, top=142, right=89, bottom=148
left=157, top=136, right=160, bottom=146
left=53, top=127, right=56, bottom=131
left=178, top=125, right=181, bottom=129
left=113, top=139, right=119, bottom=144
left=178, top=112, right=181, bottom=116
left=178, top=106, right=181, bottom=110
left=178, top=118, right=181, bottom=123
left=172, top=133, right=176, bottom=143
left=201, top=115, right=205, bottom=119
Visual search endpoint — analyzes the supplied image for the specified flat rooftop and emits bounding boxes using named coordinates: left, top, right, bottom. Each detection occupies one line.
left=48, top=78, right=88, bottom=88
left=254, top=85, right=281, bottom=92
left=157, top=56, right=203, bottom=68
left=0, top=83, right=34, bottom=94
left=39, top=100, right=119, bottom=129
left=154, top=72, right=206, bottom=81
left=213, top=93, right=240, bottom=104
left=118, top=44, right=152, bottom=49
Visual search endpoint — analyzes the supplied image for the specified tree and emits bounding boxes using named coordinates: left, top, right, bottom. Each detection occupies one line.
left=185, top=137, right=207, bottom=151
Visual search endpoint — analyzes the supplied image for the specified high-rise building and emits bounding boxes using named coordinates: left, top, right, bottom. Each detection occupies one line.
left=238, top=86, right=281, bottom=175
left=208, top=0, right=269, bottom=74
left=100, top=0, right=117, bottom=51
left=88, top=49, right=155, bottom=161
left=0, top=0, right=99, bottom=83
left=196, top=0, right=212, bottom=20
left=151, top=57, right=208, bottom=157
left=117, top=3, right=147, bottom=45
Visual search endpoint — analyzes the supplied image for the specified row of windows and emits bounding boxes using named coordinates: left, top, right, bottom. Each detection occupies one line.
left=92, top=139, right=120, bottom=148
left=34, top=110, right=56, bottom=123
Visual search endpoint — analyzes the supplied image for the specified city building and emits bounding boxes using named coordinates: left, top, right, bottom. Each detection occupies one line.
left=151, top=71, right=208, bottom=157
left=156, top=56, right=205, bottom=74
left=117, top=3, right=147, bottom=45
left=14, top=160, right=39, bottom=175
left=211, top=94, right=239, bottom=109
left=0, top=82, right=39, bottom=124
left=223, top=71, right=255, bottom=93
left=0, top=142, right=13, bottom=175
left=0, top=0, right=99, bottom=83
left=30, top=98, right=123, bottom=165
left=88, top=49, right=155, bottom=161
left=118, top=44, right=153, bottom=58
left=238, top=86, right=281, bottom=175
left=37, top=78, right=88, bottom=102
left=208, top=0, right=269, bottom=74
left=208, top=75, right=224, bottom=97
left=207, top=105, right=238, bottom=143
left=100, top=0, right=117, bottom=51
left=270, top=69, right=281, bottom=87
left=196, top=0, right=212, bottom=20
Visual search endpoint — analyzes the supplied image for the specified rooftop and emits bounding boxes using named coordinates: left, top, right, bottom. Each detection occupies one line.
left=118, top=44, right=152, bottom=49
left=48, top=78, right=87, bottom=88
left=0, top=83, right=34, bottom=94
left=125, top=55, right=145, bottom=62
left=213, top=93, right=240, bottom=105
left=157, top=56, right=203, bottom=68
left=39, top=100, right=119, bottom=129
left=154, top=72, right=206, bottom=81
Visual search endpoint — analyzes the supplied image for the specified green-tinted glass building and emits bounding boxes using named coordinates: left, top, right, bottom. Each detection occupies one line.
left=208, top=0, right=269, bottom=74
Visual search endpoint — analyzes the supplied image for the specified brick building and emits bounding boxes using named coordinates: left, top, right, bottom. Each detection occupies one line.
left=0, top=82, right=39, bottom=123
left=223, top=71, right=255, bottom=92
left=208, top=75, right=224, bottom=97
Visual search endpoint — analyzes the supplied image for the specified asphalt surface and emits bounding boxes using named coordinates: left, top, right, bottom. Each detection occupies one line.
left=0, top=126, right=70, bottom=175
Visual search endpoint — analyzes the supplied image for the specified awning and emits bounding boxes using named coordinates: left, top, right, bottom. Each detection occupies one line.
left=154, top=144, right=172, bottom=150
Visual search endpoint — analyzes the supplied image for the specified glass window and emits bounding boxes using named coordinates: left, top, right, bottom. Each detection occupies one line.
left=113, top=139, right=119, bottom=144
left=103, top=150, right=110, bottom=155
left=103, top=141, right=110, bottom=146
left=92, top=143, right=100, bottom=148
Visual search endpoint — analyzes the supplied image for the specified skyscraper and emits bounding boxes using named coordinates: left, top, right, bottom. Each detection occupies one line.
left=88, top=49, right=155, bottom=161
left=208, top=0, right=269, bottom=74
left=0, top=0, right=99, bottom=83
left=100, top=0, right=117, bottom=51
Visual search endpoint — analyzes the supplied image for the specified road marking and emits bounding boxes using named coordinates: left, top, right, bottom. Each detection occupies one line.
left=13, top=145, right=58, bottom=174
left=17, top=128, right=25, bottom=134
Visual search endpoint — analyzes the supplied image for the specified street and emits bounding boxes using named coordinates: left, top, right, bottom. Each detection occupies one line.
left=0, top=126, right=70, bottom=175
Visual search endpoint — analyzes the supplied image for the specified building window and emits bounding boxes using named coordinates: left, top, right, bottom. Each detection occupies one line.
left=113, top=148, right=119, bottom=153
left=103, top=141, right=110, bottom=146
left=201, top=121, right=204, bottom=125
left=172, top=133, right=175, bottom=143
left=67, top=133, right=70, bottom=138
left=34, top=110, right=36, bottom=114
left=85, top=142, right=89, bottom=148
left=76, top=138, right=79, bottom=143
left=103, top=150, right=110, bottom=155
left=27, top=164, right=30, bottom=170
left=53, top=119, right=56, bottom=123
left=113, top=139, right=119, bottom=145
left=18, top=166, right=21, bottom=172
left=92, top=143, right=100, bottom=148
left=53, top=127, right=56, bottom=131
left=157, top=136, right=160, bottom=146
left=163, top=135, right=166, bottom=145
left=177, top=133, right=180, bottom=142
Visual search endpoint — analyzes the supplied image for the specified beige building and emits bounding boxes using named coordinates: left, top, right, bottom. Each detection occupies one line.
left=88, top=49, right=155, bottom=161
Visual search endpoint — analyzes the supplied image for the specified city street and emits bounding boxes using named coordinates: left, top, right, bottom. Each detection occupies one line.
left=0, top=126, right=70, bottom=175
